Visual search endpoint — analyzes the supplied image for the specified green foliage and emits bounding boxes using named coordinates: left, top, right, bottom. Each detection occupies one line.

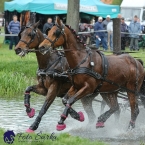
left=0, top=34, right=37, bottom=97
left=0, top=0, right=12, bottom=12
left=112, top=0, right=122, bottom=5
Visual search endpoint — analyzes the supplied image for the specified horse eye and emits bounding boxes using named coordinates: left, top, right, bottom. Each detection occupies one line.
left=54, top=29, right=61, bottom=37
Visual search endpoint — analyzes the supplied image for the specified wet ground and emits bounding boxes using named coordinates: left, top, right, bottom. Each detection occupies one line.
left=0, top=95, right=145, bottom=145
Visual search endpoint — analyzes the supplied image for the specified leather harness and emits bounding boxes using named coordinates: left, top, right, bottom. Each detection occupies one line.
left=26, top=23, right=138, bottom=95
left=67, top=49, right=137, bottom=94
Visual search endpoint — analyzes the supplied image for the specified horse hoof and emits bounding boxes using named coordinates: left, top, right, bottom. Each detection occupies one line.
left=96, top=122, right=104, bottom=128
left=56, top=124, right=66, bottom=131
left=78, top=111, right=85, bottom=122
left=26, top=128, right=34, bottom=133
left=27, top=108, right=35, bottom=118
left=128, top=120, right=135, bottom=130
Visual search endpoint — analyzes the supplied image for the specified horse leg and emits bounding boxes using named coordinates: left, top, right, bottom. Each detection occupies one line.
left=100, top=99, right=107, bottom=114
left=100, top=93, right=121, bottom=123
left=96, top=92, right=119, bottom=128
left=26, top=83, right=58, bottom=132
left=127, top=92, right=139, bottom=129
left=100, top=93, right=110, bottom=114
left=56, top=83, right=92, bottom=131
left=80, top=93, right=97, bottom=124
left=62, top=89, right=85, bottom=122
left=24, top=85, right=47, bottom=118
left=114, top=99, right=121, bottom=123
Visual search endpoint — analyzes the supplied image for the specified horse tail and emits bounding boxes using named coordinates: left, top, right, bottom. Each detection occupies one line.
left=137, top=58, right=145, bottom=107
left=140, top=76, right=145, bottom=108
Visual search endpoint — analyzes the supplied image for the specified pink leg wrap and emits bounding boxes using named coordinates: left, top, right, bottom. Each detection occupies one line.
left=27, top=108, right=35, bottom=118
left=78, top=111, right=85, bottom=122
left=96, top=122, right=105, bottom=128
left=26, top=128, right=34, bottom=133
left=56, top=124, right=66, bottom=131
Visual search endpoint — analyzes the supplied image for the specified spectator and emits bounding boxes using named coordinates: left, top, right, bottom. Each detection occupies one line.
left=94, top=17, right=107, bottom=51
left=128, top=15, right=141, bottom=51
left=117, top=14, right=122, bottom=19
left=107, top=21, right=113, bottom=51
left=8, top=15, right=20, bottom=50
left=102, top=15, right=113, bottom=50
left=43, top=18, right=53, bottom=34
left=120, top=17, right=128, bottom=50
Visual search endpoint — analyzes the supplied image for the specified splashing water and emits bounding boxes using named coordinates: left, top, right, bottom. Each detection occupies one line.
left=0, top=95, right=145, bottom=145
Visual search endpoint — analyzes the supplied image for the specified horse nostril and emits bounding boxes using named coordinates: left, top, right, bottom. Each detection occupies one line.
left=39, top=46, right=45, bottom=50
left=15, top=48, right=22, bottom=54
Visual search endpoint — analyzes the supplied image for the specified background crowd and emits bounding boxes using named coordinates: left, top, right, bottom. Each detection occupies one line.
left=7, top=14, right=145, bottom=51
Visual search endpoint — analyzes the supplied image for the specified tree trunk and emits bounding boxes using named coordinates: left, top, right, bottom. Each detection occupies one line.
left=113, top=18, right=121, bottom=54
left=66, top=0, right=80, bottom=33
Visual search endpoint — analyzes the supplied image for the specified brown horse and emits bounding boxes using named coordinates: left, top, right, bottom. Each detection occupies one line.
left=20, top=11, right=36, bottom=31
left=20, top=11, right=30, bottom=30
left=15, top=21, right=105, bottom=132
left=39, top=17, right=145, bottom=131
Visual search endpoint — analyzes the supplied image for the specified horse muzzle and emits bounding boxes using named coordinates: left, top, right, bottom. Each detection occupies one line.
left=15, top=48, right=27, bottom=57
left=39, top=45, right=52, bottom=55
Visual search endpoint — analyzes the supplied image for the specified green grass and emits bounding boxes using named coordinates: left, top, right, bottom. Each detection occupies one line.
left=0, top=129, right=106, bottom=145
left=0, top=35, right=37, bottom=97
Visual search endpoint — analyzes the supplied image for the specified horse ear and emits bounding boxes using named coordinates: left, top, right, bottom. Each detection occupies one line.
left=55, top=16, right=62, bottom=27
left=33, top=20, right=40, bottom=28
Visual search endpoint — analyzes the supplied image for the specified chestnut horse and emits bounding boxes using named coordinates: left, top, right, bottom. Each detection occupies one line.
left=20, top=11, right=36, bottom=31
left=39, top=17, right=145, bottom=131
left=20, top=11, right=30, bottom=31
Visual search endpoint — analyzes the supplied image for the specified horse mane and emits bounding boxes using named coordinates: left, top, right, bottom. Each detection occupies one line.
left=65, top=25, right=86, bottom=47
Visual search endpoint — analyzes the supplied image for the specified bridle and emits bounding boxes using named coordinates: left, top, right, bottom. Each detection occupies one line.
left=19, top=26, right=41, bottom=51
left=44, top=23, right=66, bottom=49
left=18, top=25, right=62, bottom=55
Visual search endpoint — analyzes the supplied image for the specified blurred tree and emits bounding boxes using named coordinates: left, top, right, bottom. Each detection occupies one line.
left=112, top=0, right=122, bottom=5
left=0, top=0, right=12, bottom=12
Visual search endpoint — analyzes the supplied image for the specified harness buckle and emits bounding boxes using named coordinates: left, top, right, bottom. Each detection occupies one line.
left=90, top=61, right=94, bottom=66
left=96, top=73, right=102, bottom=79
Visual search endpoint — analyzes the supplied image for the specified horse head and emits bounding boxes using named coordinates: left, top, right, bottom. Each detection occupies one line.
left=15, top=21, right=44, bottom=57
left=39, top=16, right=66, bottom=51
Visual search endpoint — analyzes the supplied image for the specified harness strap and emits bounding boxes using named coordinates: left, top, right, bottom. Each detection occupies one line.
left=44, top=56, right=62, bottom=72
left=94, top=51, right=109, bottom=92
left=69, top=67, right=102, bottom=79
left=69, top=67, right=136, bottom=94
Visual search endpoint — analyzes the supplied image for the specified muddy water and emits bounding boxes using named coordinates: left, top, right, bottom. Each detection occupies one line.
left=0, top=95, right=145, bottom=145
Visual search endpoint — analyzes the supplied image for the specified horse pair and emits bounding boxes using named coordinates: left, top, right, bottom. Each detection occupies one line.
left=15, top=17, right=145, bottom=132
left=15, top=21, right=121, bottom=132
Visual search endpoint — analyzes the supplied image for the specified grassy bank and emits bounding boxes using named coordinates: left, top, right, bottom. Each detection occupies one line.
left=0, top=129, right=106, bottom=145
left=0, top=43, right=37, bottom=97
left=1, top=32, right=145, bottom=97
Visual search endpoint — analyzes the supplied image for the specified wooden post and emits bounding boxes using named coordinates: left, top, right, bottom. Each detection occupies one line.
left=66, top=0, right=80, bottom=33
left=113, top=18, right=121, bottom=54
